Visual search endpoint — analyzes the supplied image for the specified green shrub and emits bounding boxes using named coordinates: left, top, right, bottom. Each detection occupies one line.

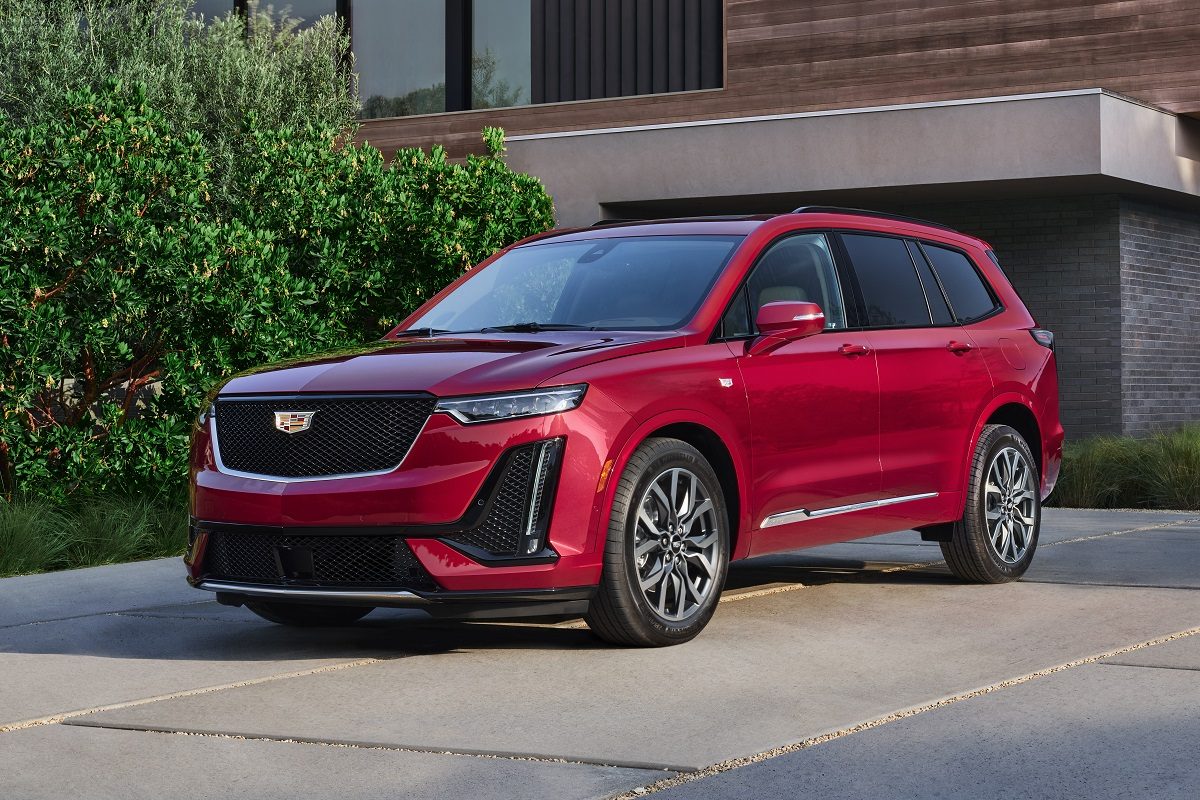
left=0, top=498, right=70, bottom=576
left=54, top=492, right=188, bottom=570
left=0, top=0, right=358, bottom=211
left=0, top=83, right=217, bottom=498
left=0, top=493, right=185, bottom=577
left=1141, top=425, right=1200, bottom=510
left=1050, top=425, right=1200, bottom=511
left=0, top=83, right=555, bottom=501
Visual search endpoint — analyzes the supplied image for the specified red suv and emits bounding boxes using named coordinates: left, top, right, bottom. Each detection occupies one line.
left=186, top=208, right=1063, bottom=646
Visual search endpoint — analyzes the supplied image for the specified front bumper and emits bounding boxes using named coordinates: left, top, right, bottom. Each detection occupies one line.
left=188, top=388, right=634, bottom=594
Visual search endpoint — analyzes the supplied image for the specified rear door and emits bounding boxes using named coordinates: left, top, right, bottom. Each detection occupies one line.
left=836, top=233, right=993, bottom=507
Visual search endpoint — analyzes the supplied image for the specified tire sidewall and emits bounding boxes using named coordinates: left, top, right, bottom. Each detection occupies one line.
left=971, top=427, right=1041, bottom=579
left=617, top=444, right=730, bottom=643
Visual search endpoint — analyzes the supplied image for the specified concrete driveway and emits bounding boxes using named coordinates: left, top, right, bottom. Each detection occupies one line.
left=2, top=508, right=1198, bottom=799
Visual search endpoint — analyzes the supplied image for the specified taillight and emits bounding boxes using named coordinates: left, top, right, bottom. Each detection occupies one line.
left=1029, top=328, right=1055, bottom=350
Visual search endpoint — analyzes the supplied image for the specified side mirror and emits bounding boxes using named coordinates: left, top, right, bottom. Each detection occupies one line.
left=747, top=301, right=825, bottom=356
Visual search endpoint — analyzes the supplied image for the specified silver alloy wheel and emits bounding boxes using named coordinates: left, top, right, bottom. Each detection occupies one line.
left=632, top=467, right=721, bottom=622
left=984, top=446, right=1037, bottom=564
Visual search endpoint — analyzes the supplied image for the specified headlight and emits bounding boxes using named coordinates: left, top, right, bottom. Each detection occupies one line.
left=435, top=385, right=587, bottom=424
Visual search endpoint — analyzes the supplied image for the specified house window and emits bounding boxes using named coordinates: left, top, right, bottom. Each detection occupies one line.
left=355, top=0, right=724, bottom=119
left=473, top=0, right=533, bottom=109
left=271, top=0, right=339, bottom=29
left=189, top=0, right=236, bottom=20
left=355, top=0, right=448, bottom=118
left=212, top=1, right=340, bottom=26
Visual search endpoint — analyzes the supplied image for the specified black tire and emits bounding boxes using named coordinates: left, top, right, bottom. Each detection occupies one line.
left=586, top=437, right=730, bottom=647
left=941, top=424, right=1041, bottom=583
left=245, top=601, right=373, bottom=627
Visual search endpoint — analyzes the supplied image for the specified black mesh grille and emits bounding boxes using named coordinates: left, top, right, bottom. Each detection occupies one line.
left=202, top=531, right=438, bottom=590
left=215, top=396, right=435, bottom=478
left=451, top=446, right=536, bottom=555
left=448, top=440, right=558, bottom=557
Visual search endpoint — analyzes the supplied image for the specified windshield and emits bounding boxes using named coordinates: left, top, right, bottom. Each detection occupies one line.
left=409, top=235, right=744, bottom=332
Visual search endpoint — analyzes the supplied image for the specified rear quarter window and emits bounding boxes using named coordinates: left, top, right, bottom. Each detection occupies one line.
left=922, top=244, right=999, bottom=323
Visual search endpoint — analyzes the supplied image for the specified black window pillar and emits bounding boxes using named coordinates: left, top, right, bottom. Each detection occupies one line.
left=446, top=0, right=472, bottom=112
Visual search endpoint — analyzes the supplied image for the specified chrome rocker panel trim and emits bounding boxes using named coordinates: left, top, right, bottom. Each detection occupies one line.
left=760, top=492, right=939, bottom=529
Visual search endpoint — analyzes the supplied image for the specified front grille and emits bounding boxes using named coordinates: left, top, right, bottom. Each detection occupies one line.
left=202, top=530, right=438, bottom=590
left=215, top=395, right=435, bottom=478
left=448, top=440, right=560, bottom=557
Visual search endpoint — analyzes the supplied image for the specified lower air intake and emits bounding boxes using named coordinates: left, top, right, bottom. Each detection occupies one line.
left=202, top=530, right=438, bottom=591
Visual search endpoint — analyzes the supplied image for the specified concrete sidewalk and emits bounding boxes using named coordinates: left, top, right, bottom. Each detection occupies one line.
left=2, top=509, right=1198, bottom=798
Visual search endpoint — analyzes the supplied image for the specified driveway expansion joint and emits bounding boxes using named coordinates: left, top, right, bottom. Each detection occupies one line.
left=57, top=720, right=690, bottom=773
left=1098, top=661, right=1200, bottom=673
left=611, top=623, right=1200, bottom=798
left=0, top=656, right=395, bottom=734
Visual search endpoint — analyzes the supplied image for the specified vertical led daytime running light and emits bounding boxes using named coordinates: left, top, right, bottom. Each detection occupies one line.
left=521, top=438, right=563, bottom=555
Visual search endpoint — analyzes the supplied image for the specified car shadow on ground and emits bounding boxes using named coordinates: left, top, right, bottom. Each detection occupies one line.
left=1, top=555, right=958, bottom=662
left=726, top=554, right=959, bottom=591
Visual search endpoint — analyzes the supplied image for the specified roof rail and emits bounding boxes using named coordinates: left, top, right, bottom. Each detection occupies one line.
left=790, top=206, right=961, bottom=234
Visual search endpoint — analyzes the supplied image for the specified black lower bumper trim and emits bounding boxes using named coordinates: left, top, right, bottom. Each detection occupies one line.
left=198, top=580, right=594, bottom=620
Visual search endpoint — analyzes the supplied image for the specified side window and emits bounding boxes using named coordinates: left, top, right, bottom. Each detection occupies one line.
left=744, top=233, right=847, bottom=330
left=720, top=286, right=752, bottom=338
left=906, top=241, right=954, bottom=325
left=922, top=244, right=999, bottom=322
left=841, top=234, right=932, bottom=328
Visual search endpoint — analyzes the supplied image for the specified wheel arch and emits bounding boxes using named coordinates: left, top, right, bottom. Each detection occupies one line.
left=983, top=400, right=1043, bottom=479
left=604, top=411, right=752, bottom=561
left=649, top=422, right=744, bottom=561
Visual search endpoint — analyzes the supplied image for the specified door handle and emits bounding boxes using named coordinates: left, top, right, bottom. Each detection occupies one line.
left=947, top=340, right=975, bottom=354
left=838, top=343, right=871, bottom=357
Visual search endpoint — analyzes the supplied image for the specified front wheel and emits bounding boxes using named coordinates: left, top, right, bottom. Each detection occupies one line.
left=586, top=437, right=730, bottom=647
left=941, top=424, right=1041, bottom=583
left=245, top=601, right=373, bottom=627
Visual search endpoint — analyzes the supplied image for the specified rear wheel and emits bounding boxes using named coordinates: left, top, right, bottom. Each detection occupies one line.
left=245, top=601, right=373, bottom=627
left=941, top=424, right=1040, bottom=583
left=586, top=437, right=730, bottom=647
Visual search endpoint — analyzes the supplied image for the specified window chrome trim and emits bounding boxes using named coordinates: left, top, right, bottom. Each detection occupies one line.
left=760, top=492, right=939, bottom=529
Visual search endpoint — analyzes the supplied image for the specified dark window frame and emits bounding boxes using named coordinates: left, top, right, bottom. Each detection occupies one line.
left=905, top=239, right=955, bottom=326
left=915, top=240, right=1005, bottom=325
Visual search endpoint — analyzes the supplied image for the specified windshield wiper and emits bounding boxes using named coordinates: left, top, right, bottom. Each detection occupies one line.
left=392, top=327, right=456, bottom=338
left=479, top=322, right=598, bottom=333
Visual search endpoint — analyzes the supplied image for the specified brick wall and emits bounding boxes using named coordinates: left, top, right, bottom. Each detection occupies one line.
left=1119, top=199, right=1200, bottom=436
left=889, top=196, right=1124, bottom=439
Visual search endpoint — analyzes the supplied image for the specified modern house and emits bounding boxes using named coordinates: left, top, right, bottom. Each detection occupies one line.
left=205, top=1, right=1200, bottom=440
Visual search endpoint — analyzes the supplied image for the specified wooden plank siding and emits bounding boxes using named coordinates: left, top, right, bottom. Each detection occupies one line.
left=357, top=0, right=1200, bottom=159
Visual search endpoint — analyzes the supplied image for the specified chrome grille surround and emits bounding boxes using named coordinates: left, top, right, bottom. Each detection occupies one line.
left=212, top=394, right=435, bottom=481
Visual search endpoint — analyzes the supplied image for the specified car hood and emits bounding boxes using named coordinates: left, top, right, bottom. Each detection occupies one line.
left=217, top=332, right=681, bottom=397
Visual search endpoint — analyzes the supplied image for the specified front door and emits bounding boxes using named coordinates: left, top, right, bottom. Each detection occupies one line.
left=727, top=233, right=883, bottom=555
